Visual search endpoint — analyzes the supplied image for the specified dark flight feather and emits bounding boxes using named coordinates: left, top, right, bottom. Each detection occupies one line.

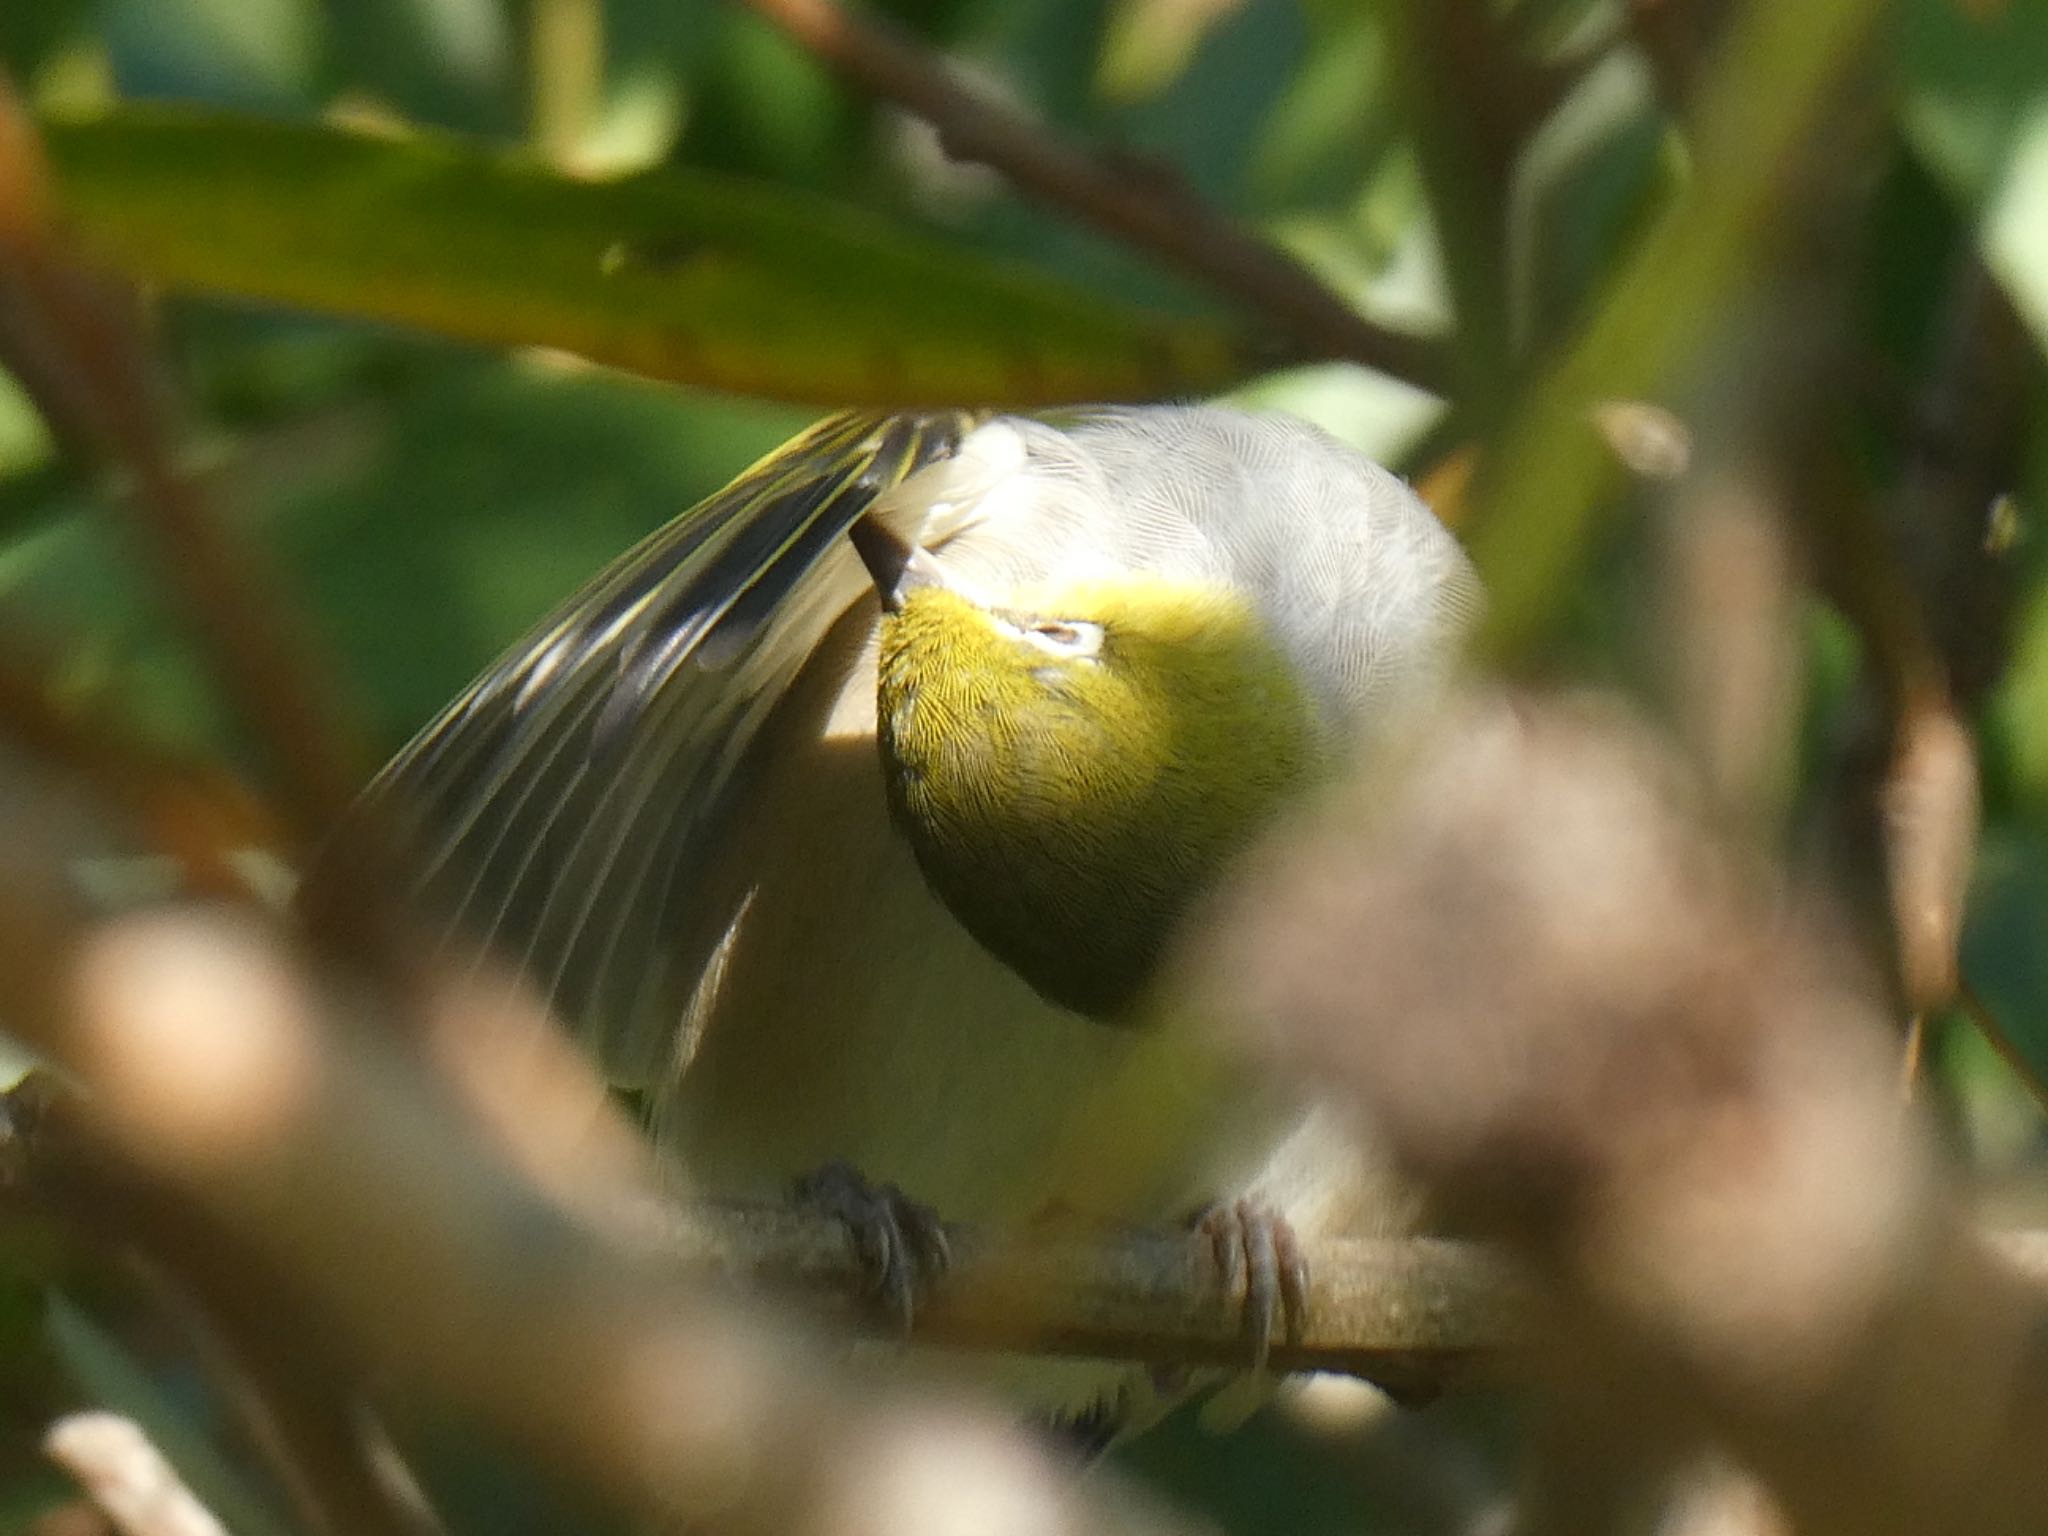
left=348, top=409, right=974, bottom=1083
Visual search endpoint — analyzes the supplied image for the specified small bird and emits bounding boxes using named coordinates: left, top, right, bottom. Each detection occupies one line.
left=355, top=404, right=1479, bottom=1427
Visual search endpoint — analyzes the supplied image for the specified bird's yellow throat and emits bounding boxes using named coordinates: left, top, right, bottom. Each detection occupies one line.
left=874, top=577, right=1322, bottom=1021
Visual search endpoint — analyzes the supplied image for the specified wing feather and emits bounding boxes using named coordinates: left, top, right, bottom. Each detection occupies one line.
left=351, top=409, right=975, bottom=1083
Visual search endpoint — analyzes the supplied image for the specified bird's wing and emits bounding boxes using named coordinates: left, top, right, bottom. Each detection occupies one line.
left=346, top=409, right=975, bottom=1086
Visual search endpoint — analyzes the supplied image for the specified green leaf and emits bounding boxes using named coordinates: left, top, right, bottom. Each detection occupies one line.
left=1510, top=49, right=1673, bottom=351
left=1248, top=6, right=1397, bottom=210
left=41, top=106, right=1256, bottom=408
left=1961, top=829, right=2048, bottom=1118
left=1899, top=0, right=2048, bottom=356
left=1468, top=0, right=1888, bottom=656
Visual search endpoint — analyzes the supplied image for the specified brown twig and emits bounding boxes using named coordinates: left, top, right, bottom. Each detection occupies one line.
left=613, top=1192, right=1514, bottom=1390
left=0, top=707, right=1169, bottom=1535
left=0, top=924, right=1185, bottom=1536
left=1851, top=254, right=2029, bottom=1091
left=8, top=1059, right=1506, bottom=1401
left=1634, top=24, right=1988, bottom=1054
left=1627, top=0, right=2016, bottom=1062
left=1650, top=453, right=1799, bottom=833
left=19, top=734, right=2048, bottom=1536
left=1881, top=253, right=2032, bottom=712
left=0, top=76, right=369, bottom=847
left=44, top=1413, right=228, bottom=1536
left=7, top=1077, right=448, bottom=1536
left=0, top=617, right=282, bottom=902
left=1203, top=687, right=2048, bottom=1536
left=737, top=0, right=1454, bottom=395
left=1793, top=261, right=2016, bottom=1047
left=0, top=653, right=439, bottom=1536
left=1625, top=0, right=1733, bottom=107
left=1956, top=980, right=2048, bottom=1117
left=1384, top=0, right=1566, bottom=389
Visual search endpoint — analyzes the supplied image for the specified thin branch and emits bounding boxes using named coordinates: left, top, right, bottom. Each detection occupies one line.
left=44, top=1414, right=229, bottom=1536
left=1791, top=253, right=2019, bottom=1038
left=1956, top=980, right=2048, bottom=1116
left=8, top=1077, right=449, bottom=1536
left=1202, top=688, right=2048, bottom=1536
left=0, top=955, right=1185, bottom=1536
left=0, top=698, right=1175, bottom=1536
left=7, top=1066, right=1504, bottom=1398
left=1625, top=0, right=1733, bottom=107
left=0, top=77, right=370, bottom=846
left=0, top=77, right=442, bottom=1004
left=610, top=1192, right=1514, bottom=1392
left=25, top=1049, right=2048, bottom=1409
left=737, top=0, right=1454, bottom=396
left=0, top=615, right=280, bottom=900
left=1626, top=0, right=2012, bottom=1041
left=1383, top=0, right=1556, bottom=389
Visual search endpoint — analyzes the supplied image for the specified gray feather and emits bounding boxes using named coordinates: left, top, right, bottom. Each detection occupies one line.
left=349, top=409, right=976, bottom=1083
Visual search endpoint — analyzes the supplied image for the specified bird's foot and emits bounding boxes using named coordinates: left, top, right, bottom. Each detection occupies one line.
left=1193, top=1198, right=1308, bottom=1371
left=794, top=1160, right=951, bottom=1333
left=1032, top=1394, right=1126, bottom=1463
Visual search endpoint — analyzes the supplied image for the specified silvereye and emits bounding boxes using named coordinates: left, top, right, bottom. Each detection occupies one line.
left=357, top=405, right=1480, bottom=1429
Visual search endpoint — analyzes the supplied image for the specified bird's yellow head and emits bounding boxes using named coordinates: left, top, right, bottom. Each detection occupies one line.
left=865, top=532, right=1322, bottom=1022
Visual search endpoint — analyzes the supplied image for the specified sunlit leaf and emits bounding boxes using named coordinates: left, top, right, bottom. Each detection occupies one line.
left=41, top=107, right=1256, bottom=408
left=1902, top=0, right=2048, bottom=357
left=1097, top=0, right=1251, bottom=104
left=1247, top=4, right=1399, bottom=210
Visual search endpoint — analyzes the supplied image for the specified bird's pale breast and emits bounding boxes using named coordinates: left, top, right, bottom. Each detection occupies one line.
left=656, top=597, right=1296, bottom=1227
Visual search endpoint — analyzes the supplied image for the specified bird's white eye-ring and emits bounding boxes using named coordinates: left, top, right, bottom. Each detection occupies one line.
left=1020, top=618, right=1104, bottom=659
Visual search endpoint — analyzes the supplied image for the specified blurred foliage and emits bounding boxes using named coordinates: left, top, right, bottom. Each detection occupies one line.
left=8, top=0, right=2048, bottom=1532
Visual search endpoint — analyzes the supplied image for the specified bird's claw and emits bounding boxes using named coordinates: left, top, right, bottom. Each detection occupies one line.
left=794, top=1160, right=951, bottom=1333
left=1195, top=1199, right=1308, bottom=1371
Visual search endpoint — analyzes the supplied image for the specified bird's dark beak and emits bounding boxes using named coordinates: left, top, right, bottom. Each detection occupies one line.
left=849, top=514, right=946, bottom=614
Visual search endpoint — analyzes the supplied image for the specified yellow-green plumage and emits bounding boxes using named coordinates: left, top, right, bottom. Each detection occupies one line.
left=877, top=579, right=1321, bottom=1019
left=337, top=403, right=1481, bottom=1428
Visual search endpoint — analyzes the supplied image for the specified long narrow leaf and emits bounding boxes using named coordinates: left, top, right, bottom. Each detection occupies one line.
left=42, top=108, right=1255, bottom=408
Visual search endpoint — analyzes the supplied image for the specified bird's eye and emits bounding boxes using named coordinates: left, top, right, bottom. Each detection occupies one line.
left=1020, top=618, right=1104, bottom=659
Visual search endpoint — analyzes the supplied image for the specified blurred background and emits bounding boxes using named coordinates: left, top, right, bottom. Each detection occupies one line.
left=3, top=0, right=2048, bottom=1532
